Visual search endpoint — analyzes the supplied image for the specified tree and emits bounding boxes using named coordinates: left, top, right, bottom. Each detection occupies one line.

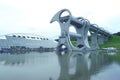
left=113, top=32, right=120, bottom=36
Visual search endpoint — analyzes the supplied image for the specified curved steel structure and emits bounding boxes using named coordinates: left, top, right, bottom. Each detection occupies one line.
left=50, top=9, right=112, bottom=51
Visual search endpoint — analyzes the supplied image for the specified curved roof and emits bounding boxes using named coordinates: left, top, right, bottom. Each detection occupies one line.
left=0, top=33, right=50, bottom=40
left=5, top=33, right=44, bottom=37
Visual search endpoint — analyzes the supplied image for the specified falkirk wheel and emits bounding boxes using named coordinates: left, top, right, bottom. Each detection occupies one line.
left=50, top=9, right=90, bottom=51
left=50, top=9, right=111, bottom=52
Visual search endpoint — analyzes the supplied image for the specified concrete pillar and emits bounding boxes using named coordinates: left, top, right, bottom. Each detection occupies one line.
left=90, top=32, right=99, bottom=50
left=98, top=35, right=104, bottom=45
left=104, top=36, right=108, bottom=42
left=75, top=21, right=90, bottom=50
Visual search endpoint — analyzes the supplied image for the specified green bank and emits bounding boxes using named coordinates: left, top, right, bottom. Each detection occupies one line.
left=100, top=35, right=120, bottom=61
left=100, top=35, right=120, bottom=50
left=72, top=35, right=120, bottom=49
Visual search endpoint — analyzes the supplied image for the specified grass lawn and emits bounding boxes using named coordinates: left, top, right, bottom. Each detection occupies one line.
left=100, top=36, right=120, bottom=50
left=71, top=35, right=120, bottom=50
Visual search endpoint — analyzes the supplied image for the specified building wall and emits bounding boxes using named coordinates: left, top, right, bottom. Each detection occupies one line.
left=0, top=36, right=57, bottom=49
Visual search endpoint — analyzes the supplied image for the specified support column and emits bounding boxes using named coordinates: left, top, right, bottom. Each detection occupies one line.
left=90, top=32, right=99, bottom=50
left=104, top=36, right=109, bottom=42
left=98, top=35, right=104, bottom=45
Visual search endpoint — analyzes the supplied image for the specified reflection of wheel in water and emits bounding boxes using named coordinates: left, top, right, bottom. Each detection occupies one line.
left=57, top=44, right=68, bottom=55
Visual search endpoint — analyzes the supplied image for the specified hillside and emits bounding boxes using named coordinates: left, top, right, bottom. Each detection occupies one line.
left=100, top=35, right=120, bottom=50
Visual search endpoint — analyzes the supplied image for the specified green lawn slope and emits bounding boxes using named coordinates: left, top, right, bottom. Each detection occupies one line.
left=100, top=35, right=120, bottom=50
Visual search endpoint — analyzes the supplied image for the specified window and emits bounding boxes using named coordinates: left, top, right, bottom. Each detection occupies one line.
left=31, top=37, right=35, bottom=39
left=13, top=35, right=16, bottom=37
left=23, top=36, right=25, bottom=38
left=27, top=36, right=29, bottom=38
left=18, top=35, right=21, bottom=38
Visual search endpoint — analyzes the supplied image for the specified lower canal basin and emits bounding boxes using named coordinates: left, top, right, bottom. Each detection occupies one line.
left=0, top=51, right=120, bottom=80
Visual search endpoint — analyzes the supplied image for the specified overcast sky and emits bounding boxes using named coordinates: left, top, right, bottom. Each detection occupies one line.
left=0, top=0, right=120, bottom=39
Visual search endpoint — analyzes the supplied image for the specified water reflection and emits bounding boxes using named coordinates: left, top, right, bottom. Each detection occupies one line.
left=0, top=53, right=26, bottom=65
left=56, top=51, right=114, bottom=80
left=0, top=52, right=57, bottom=66
left=0, top=51, right=120, bottom=80
left=0, top=52, right=60, bottom=80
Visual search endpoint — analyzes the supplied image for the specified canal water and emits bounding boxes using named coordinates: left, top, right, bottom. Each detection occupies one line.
left=0, top=51, right=120, bottom=80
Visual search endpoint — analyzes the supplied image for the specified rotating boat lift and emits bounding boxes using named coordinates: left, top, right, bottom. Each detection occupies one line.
left=50, top=9, right=111, bottom=52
